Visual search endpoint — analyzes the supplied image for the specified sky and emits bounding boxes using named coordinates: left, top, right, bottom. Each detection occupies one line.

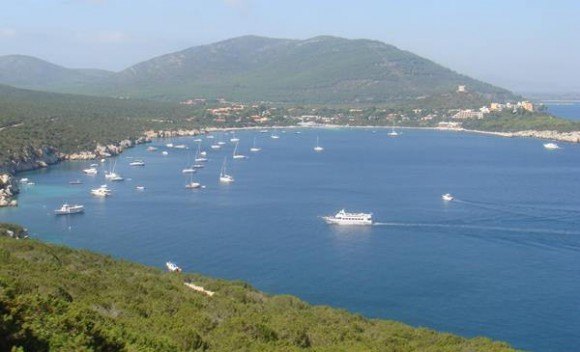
left=0, top=0, right=579, bottom=93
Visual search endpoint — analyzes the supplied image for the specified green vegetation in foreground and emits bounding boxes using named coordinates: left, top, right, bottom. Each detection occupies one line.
left=0, top=232, right=516, bottom=351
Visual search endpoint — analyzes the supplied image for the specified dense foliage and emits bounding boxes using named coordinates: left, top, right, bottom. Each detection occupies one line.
left=0, top=234, right=516, bottom=351
left=462, top=111, right=580, bottom=132
left=0, top=85, right=205, bottom=167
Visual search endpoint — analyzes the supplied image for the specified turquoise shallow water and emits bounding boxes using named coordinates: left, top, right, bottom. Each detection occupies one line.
left=2, top=128, right=580, bottom=351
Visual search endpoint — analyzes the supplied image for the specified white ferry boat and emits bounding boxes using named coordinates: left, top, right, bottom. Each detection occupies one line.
left=322, top=209, right=373, bottom=226
left=54, top=203, right=84, bottom=215
left=166, top=261, right=181, bottom=272
left=543, top=143, right=560, bottom=150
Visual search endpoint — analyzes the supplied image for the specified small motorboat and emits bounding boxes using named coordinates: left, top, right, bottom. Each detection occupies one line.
left=442, top=193, right=454, bottom=202
left=543, top=143, right=560, bottom=150
left=166, top=261, right=181, bottom=272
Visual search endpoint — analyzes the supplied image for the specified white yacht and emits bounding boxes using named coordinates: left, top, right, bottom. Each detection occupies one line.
left=68, top=179, right=83, bottom=185
left=193, top=164, right=205, bottom=169
left=323, top=209, right=373, bottom=226
left=91, top=185, right=112, bottom=197
left=135, top=186, right=146, bottom=191
left=182, top=167, right=196, bottom=174
left=314, top=136, right=324, bottom=152
left=19, top=178, right=29, bottom=183
left=206, top=135, right=214, bottom=139
left=83, top=167, right=98, bottom=175
left=259, top=129, right=269, bottom=133
left=219, top=158, right=234, bottom=183
left=161, top=151, right=169, bottom=156
left=271, top=133, right=280, bottom=139
left=129, top=160, right=145, bottom=166
left=147, top=146, right=158, bottom=152
left=54, top=203, right=85, bottom=215
left=543, top=142, right=560, bottom=150
left=166, top=143, right=174, bottom=148
left=174, top=144, right=187, bottom=149
left=166, top=261, right=181, bottom=272
left=442, top=193, right=454, bottom=201
left=210, top=143, right=221, bottom=150
left=217, top=140, right=226, bottom=146
left=388, top=127, right=399, bottom=137
left=233, top=141, right=247, bottom=159
left=250, top=136, right=261, bottom=152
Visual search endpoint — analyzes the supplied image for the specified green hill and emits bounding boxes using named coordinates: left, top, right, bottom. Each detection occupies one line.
left=0, top=36, right=516, bottom=104
left=0, top=232, right=516, bottom=351
left=0, top=84, right=204, bottom=171
left=0, top=55, right=113, bottom=92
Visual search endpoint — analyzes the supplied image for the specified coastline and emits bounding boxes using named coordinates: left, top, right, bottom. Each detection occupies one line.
left=2, top=124, right=578, bottom=207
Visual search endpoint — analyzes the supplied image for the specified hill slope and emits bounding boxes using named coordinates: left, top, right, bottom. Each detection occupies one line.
left=0, top=84, right=203, bottom=171
left=0, top=233, right=516, bottom=351
left=1, top=36, right=516, bottom=104
left=0, top=55, right=113, bottom=91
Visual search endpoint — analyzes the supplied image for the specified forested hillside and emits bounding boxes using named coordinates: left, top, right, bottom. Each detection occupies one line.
left=0, top=233, right=516, bottom=351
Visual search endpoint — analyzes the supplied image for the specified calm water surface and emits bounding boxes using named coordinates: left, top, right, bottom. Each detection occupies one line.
left=546, top=102, right=580, bottom=121
left=2, top=128, right=579, bottom=351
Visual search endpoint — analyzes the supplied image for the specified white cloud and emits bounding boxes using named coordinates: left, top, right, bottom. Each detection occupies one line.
left=0, top=28, right=16, bottom=38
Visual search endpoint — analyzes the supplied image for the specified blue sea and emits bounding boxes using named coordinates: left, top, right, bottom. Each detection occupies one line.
left=2, top=128, right=579, bottom=351
left=546, top=102, right=580, bottom=121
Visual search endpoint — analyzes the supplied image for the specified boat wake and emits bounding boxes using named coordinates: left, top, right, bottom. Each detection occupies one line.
left=373, top=222, right=580, bottom=237
left=453, top=198, right=580, bottom=223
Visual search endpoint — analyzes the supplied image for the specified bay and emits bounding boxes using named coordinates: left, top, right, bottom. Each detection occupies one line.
left=2, top=128, right=579, bottom=351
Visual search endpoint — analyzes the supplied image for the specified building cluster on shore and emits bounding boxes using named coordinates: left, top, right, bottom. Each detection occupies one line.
left=451, top=101, right=536, bottom=120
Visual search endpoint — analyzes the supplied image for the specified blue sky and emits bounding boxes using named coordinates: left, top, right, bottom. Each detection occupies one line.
left=1, top=0, right=579, bottom=93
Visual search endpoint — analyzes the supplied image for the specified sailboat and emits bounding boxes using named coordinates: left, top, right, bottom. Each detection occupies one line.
left=233, top=141, right=247, bottom=159
left=250, top=136, right=261, bottom=152
left=219, top=158, right=234, bottom=183
left=314, top=136, right=324, bottom=152
left=194, top=141, right=208, bottom=162
left=104, top=160, right=123, bottom=181
left=388, top=125, right=399, bottom=137
left=230, top=131, right=240, bottom=143
left=185, top=172, right=201, bottom=189
left=270, top=131, right=280, bottom=139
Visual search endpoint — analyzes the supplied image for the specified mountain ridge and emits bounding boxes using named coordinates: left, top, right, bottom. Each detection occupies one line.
left=0, top=35, right=515, bottom=104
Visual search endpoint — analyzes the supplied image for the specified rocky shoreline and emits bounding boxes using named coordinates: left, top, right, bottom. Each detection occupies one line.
left=436, top=127, right=580, bottom=143
left=0, top=129, right=203, bottom=207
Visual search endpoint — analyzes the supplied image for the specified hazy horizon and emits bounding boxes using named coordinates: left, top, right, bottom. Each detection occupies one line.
left=1, top=0, right=579, bottom=94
